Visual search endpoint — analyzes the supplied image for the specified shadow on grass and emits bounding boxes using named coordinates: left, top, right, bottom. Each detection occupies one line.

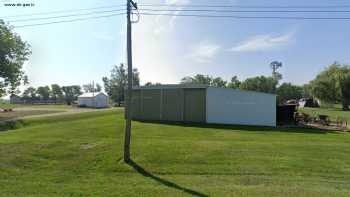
left=135, top=120, right=339, bottom=134
left=127, top=160, right=209, bottom=197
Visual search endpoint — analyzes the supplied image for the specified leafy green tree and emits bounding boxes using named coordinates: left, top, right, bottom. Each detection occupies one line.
left=310, top=63, right=350, bottom=110
left=276, top=83, right=303, bottom=103
left=83, top=82, right=102, bottom=93
left=132, top=68, right=140, bottom=86
left=36, top=86, right=51, bottom=100
left=301, top=84, right=312, bottom=98
left=181, top=74, right=228, bottom=87
left=240, top=76, right=277, bottom=94
left=22, top=87, right=37, bottom=100
left=62, top=85, right=82, bottom=105
left=227, top=76, right=241, bottom=89
left=51, top=84, right=63, bottom=101
left=212, top=77, right=227, bottom=88
left=96, top=83, right=102, bottom=92
left=181, top=74, right=213, bottom=85
left=102, top=64, right=140, bottom=106
left=144, top=82, right=162, bottom=86
left=0, top=20, right=31, bottom=97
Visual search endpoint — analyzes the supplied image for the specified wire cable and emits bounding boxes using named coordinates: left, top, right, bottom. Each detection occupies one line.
left=0, top=4, right=125, bottom=19
left=139, top=8, right=350, bottom=13
left=13, top=13, right=126, bottom=28
left=139, top=4, right=350, bottom=9
left=7, top=9, right=125, bottom=22
left=139, top=12, right=350, bottom=20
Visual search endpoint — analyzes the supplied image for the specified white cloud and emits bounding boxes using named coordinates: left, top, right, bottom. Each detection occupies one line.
left=230, top=31, right=295, bottom=52
left=188, top=40, right=221, bottom=63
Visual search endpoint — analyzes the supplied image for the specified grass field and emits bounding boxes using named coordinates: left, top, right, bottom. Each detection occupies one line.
left=299, top=107, right=350, bottom=123
left=1, top=109, right=350, bottom=196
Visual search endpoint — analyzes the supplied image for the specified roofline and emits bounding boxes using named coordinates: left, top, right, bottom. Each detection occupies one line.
left=132, top=84, right=276, bottom=96
left=133, top=84, right=209, bottom=90
left=78, top=92, right=107, bottom=98
left=206, top=87, right=277, bottom=96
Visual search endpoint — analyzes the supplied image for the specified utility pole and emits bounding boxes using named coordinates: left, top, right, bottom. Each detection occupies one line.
left=124, top=0, right=137, bottom=162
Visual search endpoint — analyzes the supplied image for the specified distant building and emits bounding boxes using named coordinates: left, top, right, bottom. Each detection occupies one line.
left=130, top=85, right=277, bottom=127
left=77, top=92, right=109, bottom=108
left=10, top=95, right=23, bottom=104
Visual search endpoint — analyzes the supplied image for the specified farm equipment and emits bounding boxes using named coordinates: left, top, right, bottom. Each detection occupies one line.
left=295, top=112, right=349, bottom=130
left=1, top=108, right=13, bottom=113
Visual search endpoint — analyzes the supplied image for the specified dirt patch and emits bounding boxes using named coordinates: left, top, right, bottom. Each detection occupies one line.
left=0, top=110, right=64, bottom=121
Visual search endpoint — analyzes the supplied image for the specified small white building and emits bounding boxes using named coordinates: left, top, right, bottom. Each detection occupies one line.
left=78, top=92, right=109, bottom=108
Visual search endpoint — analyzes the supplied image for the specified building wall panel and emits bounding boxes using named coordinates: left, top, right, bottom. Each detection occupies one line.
left=162, top=89, right=184, bottom=121
left=184, top=89, right=206, bottom=123
left=141, top=89, right=161, bottom=120
left=206, top=87, right=276, bottom=127
left=131, top=90, right=142, bottom=119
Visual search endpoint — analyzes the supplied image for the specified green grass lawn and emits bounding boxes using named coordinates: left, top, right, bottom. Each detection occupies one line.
left=1, top=109, right=350, bottom=196
left=0, top=103, right=74, bottom=109
left=299, top=107, right=350, bottom=123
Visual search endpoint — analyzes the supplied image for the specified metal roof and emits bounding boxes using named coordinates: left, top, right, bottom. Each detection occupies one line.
left=78, top=92, right=107, bottom=98
left=133, top=84, right=209, bottom=90
left=132, top=84, right=276, bottom=96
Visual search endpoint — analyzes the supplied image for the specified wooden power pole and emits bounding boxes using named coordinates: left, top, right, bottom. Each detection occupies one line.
left=124, top=0, right=137, bottom=162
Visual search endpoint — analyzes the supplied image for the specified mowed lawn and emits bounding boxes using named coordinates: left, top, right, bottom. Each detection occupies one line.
left=1, top=109, right=350, bottom=197
left=299, top=107, right=350, bottom=123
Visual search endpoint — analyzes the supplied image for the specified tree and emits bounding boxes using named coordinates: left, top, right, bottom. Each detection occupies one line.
left=96, top=83, right=102, bottom=92
left=144, top=82, right=162, bottom=86
left=180, top=74, right=228, bottom=87
left=310, top=63, right=350, bottom=110
left=240, top=76, right=278, bottom=94
left=276, top=83, right=303, bottom=103
left=36, top=86, right=51, bottom=100
left=181, top=74, right=213, bottom=85
left=62, top=85, right=82, bottom=105
left=212, top=77, right=227, bottom=88
left=83, top=82, right=102, bottom=93
left=301, top=84, right=312, bottom=98
left=132, top=68, right=140, bottom=86
left=270, top=61, right=283, bottom=82
left=227, top=76, right=241, bottom=89
left=22, top=87, right=37, bottom=100
left=0, top=20, right=31, bottom=97
left=51, top=84, right=63, bottom=101
left=102, top=64, right=140, bottom=106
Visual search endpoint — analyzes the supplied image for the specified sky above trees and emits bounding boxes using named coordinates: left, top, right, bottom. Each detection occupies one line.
left=1, top=0, right=350, bottom=88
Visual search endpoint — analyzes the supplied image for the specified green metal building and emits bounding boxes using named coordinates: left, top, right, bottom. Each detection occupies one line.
left=131, top=85, right=207, bottom=123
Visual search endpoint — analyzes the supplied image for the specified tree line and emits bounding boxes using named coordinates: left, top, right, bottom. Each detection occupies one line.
left=16, top=82, right=102, bottom=105
left=178, top=62, right=350, bottom=111
left=1, top=20, right=349, bottom=110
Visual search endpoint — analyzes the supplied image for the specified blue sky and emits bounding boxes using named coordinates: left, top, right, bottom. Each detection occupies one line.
left=1, top=0, right=350, bottom=90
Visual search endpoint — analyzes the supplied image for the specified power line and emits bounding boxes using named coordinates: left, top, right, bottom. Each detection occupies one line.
left=3, top=3, right=350, bottom=20
left=0, top=4, right=125, bottom=19
left=139, top=12, right=350, bottom=20
left=7, top=9, right=125, bottom=23
left=13, top=13, right=126, bottom=28
left=139, top=4, right=350, bottom=9
left=139, top=8, right=350, bottom=13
